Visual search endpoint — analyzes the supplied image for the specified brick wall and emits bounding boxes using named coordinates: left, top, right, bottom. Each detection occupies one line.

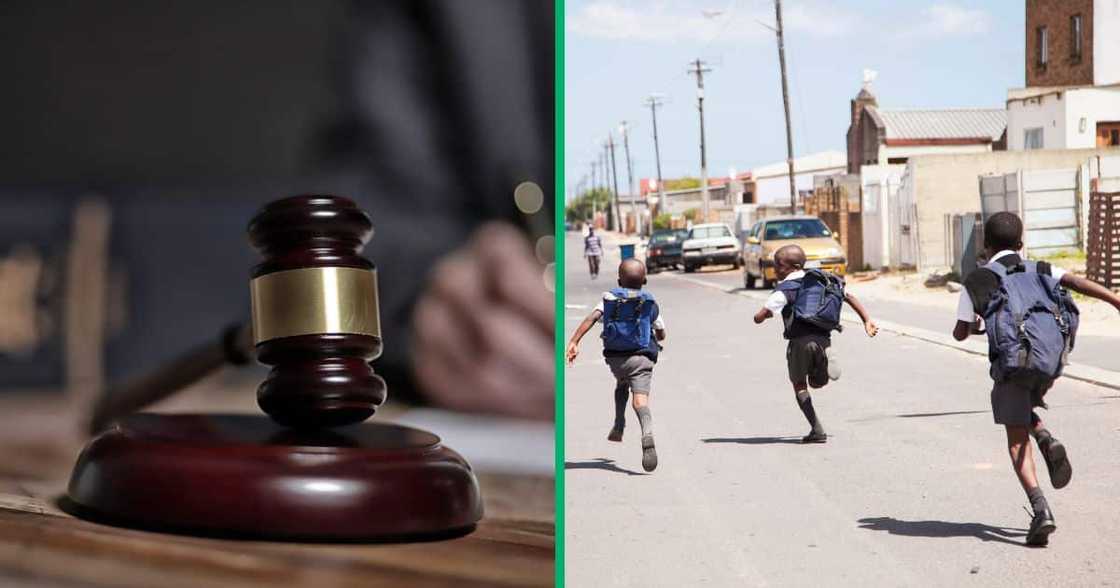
left=1026, top=0, right=1094, bottom=87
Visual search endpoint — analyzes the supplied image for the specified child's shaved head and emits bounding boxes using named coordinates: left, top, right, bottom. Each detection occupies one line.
left=775, top=244, right=806, bottom=269
left=618, top=258, right=647, bottom=288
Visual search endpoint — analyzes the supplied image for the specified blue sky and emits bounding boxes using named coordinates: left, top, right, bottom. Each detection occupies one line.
left=565, top=0, right=1025, bottom=200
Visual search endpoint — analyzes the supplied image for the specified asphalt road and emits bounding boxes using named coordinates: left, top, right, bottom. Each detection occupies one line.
left=668, top=261, right=1120, bottom=374
left=564, top=232, right=1120, bottom=587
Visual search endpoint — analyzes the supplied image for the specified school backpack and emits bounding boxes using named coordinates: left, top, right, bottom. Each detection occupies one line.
left=981, top=261, right=1079, bottom=381
left=600, top=288, right=655, bottom=352
left=776, top=269, right=845, bottom=333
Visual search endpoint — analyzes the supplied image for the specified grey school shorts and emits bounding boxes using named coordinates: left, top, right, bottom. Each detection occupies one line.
left=991, top=372, right=1054, bottom=426
left=787, top=335, right=831, bottom=388
left=605, top=354, right=655, bottom=394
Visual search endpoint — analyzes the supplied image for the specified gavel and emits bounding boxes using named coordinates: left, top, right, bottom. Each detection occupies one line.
left=88, top=195, right=388, bottom=432
left=69, top=194, right=482, bottom=540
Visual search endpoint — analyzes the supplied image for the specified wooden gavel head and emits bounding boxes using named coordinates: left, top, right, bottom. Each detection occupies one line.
left=248, top=195, right=387, bottom=428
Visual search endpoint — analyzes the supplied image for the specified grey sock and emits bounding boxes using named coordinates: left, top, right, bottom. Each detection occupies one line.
left=1027, top=486, right=1048, bottom=515
left=634, top=405, right=653, bottom=437
left=613, top=385, right=628, bottom=429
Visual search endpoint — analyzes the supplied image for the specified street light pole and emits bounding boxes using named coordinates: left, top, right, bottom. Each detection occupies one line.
left=645, top=94, right=666, bottom=227
left=688, top=58, right=712, bottom=222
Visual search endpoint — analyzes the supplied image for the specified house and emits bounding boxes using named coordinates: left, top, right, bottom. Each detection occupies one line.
left=841, top=77, right=1009, bottom=269
left=846, top=82, right=1008, bottom=172
left=1006, top=0, right=1120, bottom=150
left=750, top=150, right=846, bottom=206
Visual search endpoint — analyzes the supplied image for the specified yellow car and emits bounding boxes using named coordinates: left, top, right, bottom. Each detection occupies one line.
left=742, top=215, right=847, bottom=289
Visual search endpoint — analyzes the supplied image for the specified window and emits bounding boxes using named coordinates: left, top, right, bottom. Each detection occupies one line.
left=1071, top=15, right=1083, bottom=61
left=1037, top=26, right=1048, bottom=67
left=688, top=226, right=732, bottom=239
left=1024, top=127, right=1044, bottom=150
left=763, top=219, right=832, bottom=241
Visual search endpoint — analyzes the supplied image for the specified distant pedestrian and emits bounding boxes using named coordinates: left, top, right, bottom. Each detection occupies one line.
left=952, top=211, right=1120, bottom=547
left=566, top=258, right=665, bottom=472
left=753, top=244, right=878, bottom=443
left=584, top=227, right=603, bottom=279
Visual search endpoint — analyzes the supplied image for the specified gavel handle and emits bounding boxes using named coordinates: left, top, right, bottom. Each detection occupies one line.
left=87, top=323, right=254, bottom=434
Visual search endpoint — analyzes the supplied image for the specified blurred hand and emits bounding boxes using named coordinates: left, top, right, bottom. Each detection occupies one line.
left=565, top=341, right=579, bottom=365
left=412, top=222, right=554, bottom=420
left=864, top=320, right=879, bottom=338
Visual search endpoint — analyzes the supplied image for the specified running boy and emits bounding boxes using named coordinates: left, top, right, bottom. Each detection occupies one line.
left=566, top=258, right=665, bottom=472
left=753, top=244, right=878, bottom=443
left=952, top=211, right=1120, bottom=546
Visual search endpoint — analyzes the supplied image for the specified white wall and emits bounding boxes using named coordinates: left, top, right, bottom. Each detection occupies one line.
left=1095, top=0, right=1120, bottom=85
left=859, top=164, right=907, bottom=268
left=754, top=167, right=845, bottom=205
left=1063, top=86, right=1120, bottom=147
left=879, top=143, right=992, bottom=161
left=1007, top=92, right=1067, bottom=150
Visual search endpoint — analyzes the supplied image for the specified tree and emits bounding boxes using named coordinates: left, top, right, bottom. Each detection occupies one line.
left=652, top=213, right=672, bottom=230
left=663, top=177, right=702, bottom=191
left=565, top=188, right=612, bottom=223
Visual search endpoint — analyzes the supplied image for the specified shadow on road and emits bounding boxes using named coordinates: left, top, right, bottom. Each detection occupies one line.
left=896, top=410, right=990, bottom=419
left=857, top=516, right=1027, bottom=546
left=701, top=436, right=802, bottom=445
left=565, top=458, right=648, bottom=476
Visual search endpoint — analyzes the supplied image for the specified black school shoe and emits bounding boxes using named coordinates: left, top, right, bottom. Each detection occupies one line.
left=1039, top=436, right=1072, bottom=489
left=801, top=430, right=828, bottom=444
left=641, top=435, right=658, bottom=472
left=607, top=426, right=624, bottom=442
left=1026, top=507, right=1056, bottom=547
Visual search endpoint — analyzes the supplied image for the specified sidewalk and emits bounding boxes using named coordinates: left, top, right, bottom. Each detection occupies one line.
left=668, top=271, right=1120, bottom=392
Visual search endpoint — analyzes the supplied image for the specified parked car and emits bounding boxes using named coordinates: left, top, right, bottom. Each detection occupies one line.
left=681, top=223, right=741, bottom=273
left=646, top=228, right=689, bottom=272
left=741, top=215, right=847, bottom=288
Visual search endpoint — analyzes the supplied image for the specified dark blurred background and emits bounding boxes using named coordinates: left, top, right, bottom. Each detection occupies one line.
left=0, top=0, right=554, bottom=404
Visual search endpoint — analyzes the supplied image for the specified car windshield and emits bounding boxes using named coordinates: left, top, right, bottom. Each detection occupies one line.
left=650, top=232, right=679, bottom=244
left=689, top=226, right=731, bottom=239
left=763, top=219, right=831, bottom=240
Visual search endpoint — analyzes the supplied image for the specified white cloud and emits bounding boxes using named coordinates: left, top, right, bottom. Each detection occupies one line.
left=910, top=3, right=991, bottom=37
left=566, top=1, right=856, bottom=44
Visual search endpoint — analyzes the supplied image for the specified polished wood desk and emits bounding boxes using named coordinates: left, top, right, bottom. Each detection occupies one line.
left=0, top=399, right=554, bottom=587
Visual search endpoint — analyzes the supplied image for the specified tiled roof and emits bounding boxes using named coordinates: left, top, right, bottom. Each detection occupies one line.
left=867, top=106, right=1007, bottom=141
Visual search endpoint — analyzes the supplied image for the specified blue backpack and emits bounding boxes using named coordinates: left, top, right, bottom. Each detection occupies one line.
left=776, top=269, right=845, bottom=333
left=601, top=288, right=655, bottom=352
left=982, top=261, right=1079, bottom=381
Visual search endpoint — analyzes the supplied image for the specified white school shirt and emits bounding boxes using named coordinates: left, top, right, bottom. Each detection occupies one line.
left=593, top=291, right=666, bottom=330
left=954, top=250, right=1067, bottom=323
left=763, top=270, right=806, bottom=314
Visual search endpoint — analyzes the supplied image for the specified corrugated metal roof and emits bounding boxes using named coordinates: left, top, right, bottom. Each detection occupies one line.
left=868, top=106, right=1007, bottom=141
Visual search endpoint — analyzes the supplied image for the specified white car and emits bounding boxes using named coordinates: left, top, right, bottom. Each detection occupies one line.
left=680, top=223, right=741, bottom=272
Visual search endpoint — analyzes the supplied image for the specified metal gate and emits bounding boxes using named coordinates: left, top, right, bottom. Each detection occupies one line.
left=979, top=168, right=1082, bottom=255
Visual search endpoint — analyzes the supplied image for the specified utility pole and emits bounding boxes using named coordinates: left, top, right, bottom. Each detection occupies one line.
left=688, top=58, right=712, bottom=222
left=774, top=0, right=797, bottom=210
left=645, top=94, right=666, bottom=227
left=602, top=140, right=616, bottom=231
left=608, top=133, right=623, bottom=233
left=619, top=121, right=639, bottom=235
left=589, top=160, right=598, bottom=225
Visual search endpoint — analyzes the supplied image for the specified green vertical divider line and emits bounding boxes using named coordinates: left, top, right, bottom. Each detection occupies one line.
left=554, top=0, right=565, bottom=585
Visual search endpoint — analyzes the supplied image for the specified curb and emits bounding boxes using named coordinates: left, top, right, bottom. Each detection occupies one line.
left=668, top=273, right=1120, bottom=392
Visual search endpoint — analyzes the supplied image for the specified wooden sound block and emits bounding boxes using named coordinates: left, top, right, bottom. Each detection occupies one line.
left=66, top=413, right=483, bottom=541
